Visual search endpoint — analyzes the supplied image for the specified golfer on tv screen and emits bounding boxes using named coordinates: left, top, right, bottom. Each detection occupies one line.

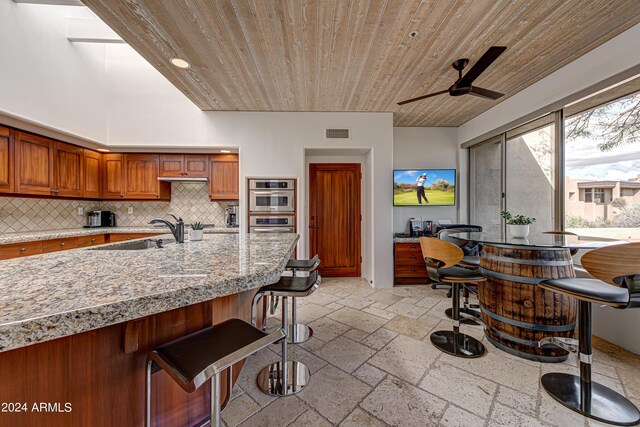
left=393, top=170, right=456, bottom=206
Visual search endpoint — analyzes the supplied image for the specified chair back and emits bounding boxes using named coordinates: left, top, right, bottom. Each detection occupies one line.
left=581, top=242, right=640, bottom=287
left=420, top=237, right=463, bottom=281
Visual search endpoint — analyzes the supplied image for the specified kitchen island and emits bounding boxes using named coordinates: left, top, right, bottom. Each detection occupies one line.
left=0, top=233, right=297, bottom=427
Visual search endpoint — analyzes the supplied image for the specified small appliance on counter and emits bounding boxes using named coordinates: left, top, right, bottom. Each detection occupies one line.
left=408, top=217, right=433, bottom=237
left=86, top=211, right=117, bottom=228
left=225, top=205, right=238, bottom=227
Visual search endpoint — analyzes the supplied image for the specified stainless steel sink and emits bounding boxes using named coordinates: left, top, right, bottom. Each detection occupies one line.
left=91, top=238, right=176, bottom=251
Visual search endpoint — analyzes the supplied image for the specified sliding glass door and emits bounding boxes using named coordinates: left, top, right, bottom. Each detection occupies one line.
left=469, top=137, right=503, bottom=235
left=505, top=116, right=556, bottom=235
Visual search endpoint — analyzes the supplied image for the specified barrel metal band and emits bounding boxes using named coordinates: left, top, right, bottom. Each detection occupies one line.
left=481, top=252, right=573, bottom=266
left=479, top=268, right=544, bottom=285
left=485, top=325, right=539, bottom=347
left=481, top=307, right=577, bottom=332
left=485, top=336, right=569, bottom=363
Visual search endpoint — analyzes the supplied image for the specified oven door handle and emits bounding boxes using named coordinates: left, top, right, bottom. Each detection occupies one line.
left=252, top=227, right=294, bottom=233
left=252, top=191, right=292, bottom=196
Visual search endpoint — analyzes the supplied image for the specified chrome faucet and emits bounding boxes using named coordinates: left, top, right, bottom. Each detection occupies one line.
left=149, top=214, right=185, bottom=243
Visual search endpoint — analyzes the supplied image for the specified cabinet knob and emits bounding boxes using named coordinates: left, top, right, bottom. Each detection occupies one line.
left=60, top=242, right=65, bottom=247
left=120, top=194, right=124, bottom=198
left=411, top=255, right=416, bottom=259
left=19, top=248, right=26, bottom=253
left=91, top=238, right=96, bottom=243
left=126, top=237, right=131, bottom=240
left=411, top=268, right=415, bottom=272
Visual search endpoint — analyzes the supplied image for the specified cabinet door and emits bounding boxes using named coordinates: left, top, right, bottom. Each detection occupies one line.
left=15, top=132, right=54, bottom=196
left=103, top=153, right=124, bottom=199
left=83, top=149, right=102, bottom=198
left=124, top=154, right=161, bottom=199
left=184, top=155, right=208, bottom=178
left=159, top=154, right=184, bottom=177
left=54, top=142, right=83, bottom=198
left=0, top=126, right=13, bottom=193
left=209, top=154, right=239, bottom=200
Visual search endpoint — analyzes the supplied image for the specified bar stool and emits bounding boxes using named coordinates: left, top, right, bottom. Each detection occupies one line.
left=420, top=237, right=487, bottom=358
left=437, top=229, right=482, bottom=326
left=252, top=270, right=321, bottom=396
left=284, top=255, right=320, bottom=344
left=145, top=318, right=285, bottom=427
left=538, top=242, right=640, bottom=426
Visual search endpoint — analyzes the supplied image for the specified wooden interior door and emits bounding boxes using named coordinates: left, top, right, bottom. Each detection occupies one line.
left=0, top=126, right=14, bottom=193
left=83, top=149, right=102, bottom=198
left=103, top=153, right=124, bottom=198
left=15, top=131, right=54, bottom=196
left=309, top=163, right=361, bottom=277
left=54, top=142, right=84, bottom=197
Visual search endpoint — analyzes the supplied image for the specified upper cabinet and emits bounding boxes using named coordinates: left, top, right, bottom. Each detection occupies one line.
left=103, top=153, right=124, bottom=199
left=159, top=154, right=209, bottom=178
left=15, top=131, right=55, bottom=196
left=0, top=126, right=14, bottom=193
left=209, top=154, right=239, bottom=200
left=124, top=154, right=170, bottom=200
left=54, top=142, right=84, bottom=198
left=83, top=149, right=102, bottom=199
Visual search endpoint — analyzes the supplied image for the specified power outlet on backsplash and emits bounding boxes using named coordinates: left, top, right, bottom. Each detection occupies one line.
left=77, top=207, right=84, bottom=216
left=0, top=182, right=232, bottom=233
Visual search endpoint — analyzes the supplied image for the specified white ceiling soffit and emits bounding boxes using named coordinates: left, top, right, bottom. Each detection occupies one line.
left=13, top=0, right=84, bottom=5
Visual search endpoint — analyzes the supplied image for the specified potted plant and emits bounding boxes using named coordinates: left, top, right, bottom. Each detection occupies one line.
left=501, top=211, right=536, bottom=238
left=189, top=222, right=205, bottom=241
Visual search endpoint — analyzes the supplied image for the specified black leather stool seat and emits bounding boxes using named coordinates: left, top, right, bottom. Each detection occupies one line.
left=151, top=319, right=274, bottom=392
left=459, top=255, right=481, bottom=268
left=286, top=255, right=319, bottom=271
left=438, top=266, right=486, bottom=283
left=540, top=278, right=630, bottom=308
left=260, top=271, right=319, bottom=295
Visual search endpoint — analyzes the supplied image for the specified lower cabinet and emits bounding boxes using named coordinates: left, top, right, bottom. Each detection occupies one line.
left=394, top=242, right=430, bottom=285
left=0, top=233, right=161, bottom=260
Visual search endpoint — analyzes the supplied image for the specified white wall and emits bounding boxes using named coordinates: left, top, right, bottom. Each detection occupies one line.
left=0, top=1, right=108, bottom=143
left=393, top=128, right=460, bottom=233
left=458, top=23, right=640, bottom=145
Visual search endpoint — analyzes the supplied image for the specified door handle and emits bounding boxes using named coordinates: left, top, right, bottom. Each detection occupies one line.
left=309, top=225, right=319, bottom=229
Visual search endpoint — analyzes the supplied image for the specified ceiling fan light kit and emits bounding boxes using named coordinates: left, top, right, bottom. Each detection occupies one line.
left=398, top=46, right=507, bottom=105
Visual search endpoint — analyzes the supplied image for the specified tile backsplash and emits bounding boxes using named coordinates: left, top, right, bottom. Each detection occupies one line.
left=0, top=182, right=235, bottom=233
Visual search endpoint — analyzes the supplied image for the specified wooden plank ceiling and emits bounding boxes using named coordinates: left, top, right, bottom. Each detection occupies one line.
left=83, top=0, right=640, bottom=127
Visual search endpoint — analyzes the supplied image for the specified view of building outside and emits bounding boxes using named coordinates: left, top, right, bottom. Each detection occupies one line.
left=565, top=91, right=640, bottom=241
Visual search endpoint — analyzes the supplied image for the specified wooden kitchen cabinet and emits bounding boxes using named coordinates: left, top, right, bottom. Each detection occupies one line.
left=159, top=154, right=208, bottom=178
left=0, top=126, right=14, bottom=193
left=42, top=237, right=79, bottom=253
left=0, top=241, right=43, bottom=260
left=83, top=149, right=102, bottom=198
left=209, top=154, right=239, bottom=200
left=54, top=142, right=84, bottom=198
left=77, top=234, right=106, bottom=247
left=103, top=153, right=124, bottom=199
left=394, top=242, right=430, bottom=285
left=124, top=154, right=170, bottom=200
left=108, top=233, right=161, bottom=242
left=14, top=131, right=55, bottom=196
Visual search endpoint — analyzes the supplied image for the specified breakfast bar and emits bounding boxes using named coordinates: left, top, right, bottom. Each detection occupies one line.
left=0, top=233, right=297, bottom=427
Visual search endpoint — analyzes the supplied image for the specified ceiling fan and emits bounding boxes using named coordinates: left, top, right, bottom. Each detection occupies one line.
left=398, top=46, right=507, bottom=105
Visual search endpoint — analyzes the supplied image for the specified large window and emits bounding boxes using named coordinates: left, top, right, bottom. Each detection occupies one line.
left=564, top=86, right=640, bottom=241
left=469, top=138, right=502, bottom=235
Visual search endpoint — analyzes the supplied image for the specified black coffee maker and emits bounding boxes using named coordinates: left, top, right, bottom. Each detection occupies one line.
left=86, top=211, right=117, bottom=228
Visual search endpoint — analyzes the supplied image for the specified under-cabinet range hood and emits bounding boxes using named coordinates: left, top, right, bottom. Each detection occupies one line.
left=157, top=177, right=208, bottom=182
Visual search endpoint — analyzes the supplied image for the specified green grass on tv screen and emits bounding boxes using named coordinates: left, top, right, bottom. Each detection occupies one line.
left=393, top=188, right=455, bottom=206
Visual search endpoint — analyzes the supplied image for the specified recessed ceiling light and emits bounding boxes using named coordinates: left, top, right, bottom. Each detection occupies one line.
left=220, top=149, right=231, bottom=153
left=97, top=148, right=110, bottom=152
left=170, top=58, right=191, bottom=69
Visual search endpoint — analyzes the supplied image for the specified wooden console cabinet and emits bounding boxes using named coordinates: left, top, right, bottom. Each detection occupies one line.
left=394, top=241, right=430, bottom=285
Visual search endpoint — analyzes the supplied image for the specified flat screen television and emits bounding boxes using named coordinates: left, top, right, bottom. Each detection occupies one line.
left=393, top=169, right=456, bottom=206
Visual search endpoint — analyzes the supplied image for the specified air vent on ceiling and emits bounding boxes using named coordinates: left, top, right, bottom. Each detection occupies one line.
left=325, top=128, right=350, bottom=140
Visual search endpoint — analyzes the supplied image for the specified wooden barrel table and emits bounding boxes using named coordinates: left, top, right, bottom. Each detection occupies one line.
left=478, top=243, right=578, bottom=363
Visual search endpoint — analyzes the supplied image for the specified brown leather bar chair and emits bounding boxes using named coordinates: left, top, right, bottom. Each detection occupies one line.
left=145, top=319, right=285, bottom=427
left=420, top=237, right=487, bottom=358
left=538, top=242, right=640, bottom=426
left=437, top=228, right=482, bottom=325
left=542, top=230, right=592, bottom=278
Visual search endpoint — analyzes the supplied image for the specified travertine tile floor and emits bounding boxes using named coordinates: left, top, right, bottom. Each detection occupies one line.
left=226, top=278, right=640, bottom=427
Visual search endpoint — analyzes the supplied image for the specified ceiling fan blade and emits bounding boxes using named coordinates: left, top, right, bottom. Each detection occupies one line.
left=459, top=46, right=506, bottom=86
left=397, top=89, right=448, bottom=105
left=469, top=86, right=504, bottom=100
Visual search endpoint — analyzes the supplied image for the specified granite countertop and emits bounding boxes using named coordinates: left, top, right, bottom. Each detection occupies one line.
left=0, top=226, right=239, bottom=245
left=0, top=233, right=297, bottom=352
left=393, top=236, right=422, bottom=243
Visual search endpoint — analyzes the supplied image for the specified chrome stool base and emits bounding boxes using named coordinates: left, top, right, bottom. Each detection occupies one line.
left=541, top=373, right=640, bottom=426
left=444, top=308, right=480, bottom=325
left=256, top=360, right=310, bottom=396
left=288, top=324, right=313, bottom=344
left=430, top=330, right=485, bottom=358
